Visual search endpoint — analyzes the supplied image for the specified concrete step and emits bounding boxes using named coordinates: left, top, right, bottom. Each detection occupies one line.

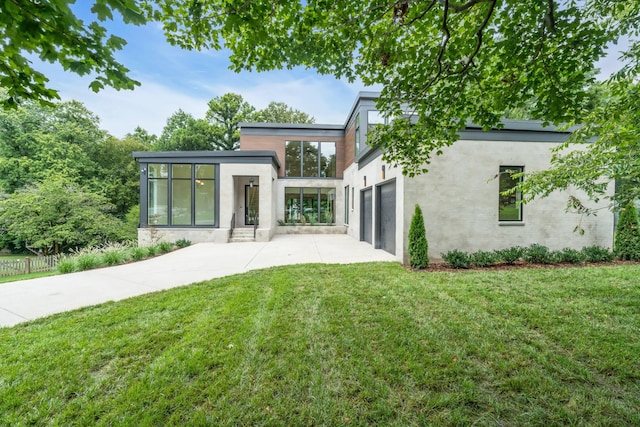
left=230, top=228, right=255, bottom=243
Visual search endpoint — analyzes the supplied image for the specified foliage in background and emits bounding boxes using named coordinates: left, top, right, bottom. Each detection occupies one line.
left=407, top=204, right=429, bottom=269
left=154, top=109, right=217, bottom=151
left=614, top=203, right=640, bottom=261
left=0, top=178, right=126, bottom=255
left=252, top=102, right=315, bottom=124
left=205, top=93, right=256, bottom=151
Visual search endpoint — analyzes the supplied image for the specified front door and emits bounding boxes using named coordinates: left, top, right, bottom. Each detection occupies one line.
left=245, top=185, right=259, bottom=225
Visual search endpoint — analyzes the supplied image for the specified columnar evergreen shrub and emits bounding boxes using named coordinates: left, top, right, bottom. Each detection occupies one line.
left=408, top=204, right=429, bottom=269
left=614, top=203, right=640, bottom=261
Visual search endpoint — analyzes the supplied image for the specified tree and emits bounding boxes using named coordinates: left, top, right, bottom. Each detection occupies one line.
left=206, top=93, right=255, bottom=151
left=252, top=102, right=315, bottom=124
left=0, top=100, right=104, bottom=193
left=150, top=0, right=640, bottom=211
left=408, top=204, right=429, bottom=269
left=0, top=1, right=146, bottom=108
left=0, top=178, right=126, bottom=255
left=155, top=110, right=216, bottom=151
left=126, top=126, right=158, bottom=146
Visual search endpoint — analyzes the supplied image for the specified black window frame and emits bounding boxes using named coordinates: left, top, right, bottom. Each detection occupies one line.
left=498, top=165, right=524, bottom=222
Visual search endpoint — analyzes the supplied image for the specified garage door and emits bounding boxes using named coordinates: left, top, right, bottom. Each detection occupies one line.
left=376, top=181, right=396, bottom=255
left=360, top=188, right=372, bottom=244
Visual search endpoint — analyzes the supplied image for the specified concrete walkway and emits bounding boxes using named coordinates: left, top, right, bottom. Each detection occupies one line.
left=0, top=235, right=397, bottom=327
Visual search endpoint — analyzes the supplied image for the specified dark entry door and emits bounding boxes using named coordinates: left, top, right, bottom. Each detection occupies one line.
left=376, top=181, right=396, bottom=255
left=360, top=188, right=372, bottom=244
left=245, top=185, right=259, bottom=225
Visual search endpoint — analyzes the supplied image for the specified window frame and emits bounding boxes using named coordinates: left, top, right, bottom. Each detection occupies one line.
left=498, top=165, right=524, bottom=222
left=143, top=162, right=218, bottom=228
left=285, top=140, right=337, bottom=178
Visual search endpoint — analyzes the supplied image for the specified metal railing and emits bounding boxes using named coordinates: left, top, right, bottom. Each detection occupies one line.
left=231, top=213, right=236, bottom=234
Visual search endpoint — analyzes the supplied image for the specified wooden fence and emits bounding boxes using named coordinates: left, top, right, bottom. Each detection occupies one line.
left=0, top=256, right=59, bottom=278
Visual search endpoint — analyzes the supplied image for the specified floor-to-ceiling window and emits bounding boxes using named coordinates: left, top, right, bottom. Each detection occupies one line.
left=147, top=163, right=216, bottom=226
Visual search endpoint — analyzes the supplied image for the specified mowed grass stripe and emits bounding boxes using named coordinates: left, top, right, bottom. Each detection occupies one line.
left=0, top=263, right=639, bottom=425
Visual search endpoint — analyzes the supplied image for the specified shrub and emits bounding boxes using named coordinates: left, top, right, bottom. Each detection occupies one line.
left=130, top=247, right=147, bottom=261
left=496, top=246, right=523, bottom=265
left=102, top=250, right=124, bottom=266
left=556, top=247, right=585, bottom=264
left=146, top=245, right=159, bottom=257
left=57, top=258, right=76, bottom=274
left=581, top=245, right=615, bottom=263
left=76, top=253, right=100, bottom=271
left=408, top=205, right=429, bottom=269
left=442, top=250, right=470, bottom=269
left=175, top=238, right=191, bottom=248
left=158, top=242, right=173, bottom=253
left=523, top=244, right=553, bottom=264
left=470, top=250, right=498, bottom=267
left=614, top=203, right=640, bottom=261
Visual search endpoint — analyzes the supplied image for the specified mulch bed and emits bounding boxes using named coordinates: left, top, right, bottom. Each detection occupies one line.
left=409, top=260, right=640, bottom=273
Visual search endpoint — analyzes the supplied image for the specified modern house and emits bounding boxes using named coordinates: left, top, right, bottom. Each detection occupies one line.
left=133, top=92, right=614, bottom=263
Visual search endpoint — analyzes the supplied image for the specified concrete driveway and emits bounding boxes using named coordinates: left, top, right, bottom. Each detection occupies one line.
left=0, top=235, right=397, bottom=327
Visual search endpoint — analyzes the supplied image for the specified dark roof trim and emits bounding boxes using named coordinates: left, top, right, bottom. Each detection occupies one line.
left=132, top=150, right=281, bottom=169
left=240, top=124, right=344, bottom=138
left=357, top=146, right=383, bottom=170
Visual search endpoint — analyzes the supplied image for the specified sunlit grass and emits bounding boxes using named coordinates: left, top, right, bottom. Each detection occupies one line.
left=1, top=263, right=639, bottom=425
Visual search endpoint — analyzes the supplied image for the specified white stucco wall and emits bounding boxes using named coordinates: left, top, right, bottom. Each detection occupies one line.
left=402, top=139, right=614, bottom=261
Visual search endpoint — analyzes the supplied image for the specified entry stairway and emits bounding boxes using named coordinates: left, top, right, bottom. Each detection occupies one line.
left=229, top=227, right=255, bottom=243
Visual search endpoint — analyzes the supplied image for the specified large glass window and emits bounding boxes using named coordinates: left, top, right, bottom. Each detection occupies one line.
left=146, top=163, right=216, bottom=226
left=285, top=141, right=336, bottom=177
left=355, top=113, right=361, bottom=156
left=148, top=163, right=169, bottom=225
left=171, top=164, right=192, bottom=226
left=195, top=165, right=215, bottom=225
left=284, top=187, right=336, bottom=224
left=499, top=166, right=523, bottom=221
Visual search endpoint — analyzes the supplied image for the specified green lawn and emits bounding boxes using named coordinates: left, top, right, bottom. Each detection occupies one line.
left=1, top=263, right=639, bottom=425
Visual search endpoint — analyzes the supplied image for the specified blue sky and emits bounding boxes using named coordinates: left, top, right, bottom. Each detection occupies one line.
left=38, top=6, right=623, bottom=139
left=36, top=7, right=376, bottom=138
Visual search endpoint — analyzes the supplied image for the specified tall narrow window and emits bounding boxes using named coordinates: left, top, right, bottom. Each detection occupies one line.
left=354, top=113, right=361, bottom=155
left=499, top=166, right=524, bottom=221
left=344, top=185, right=350, bottom=224
left=195, top=165, right=215, bottom=225
left=148, top=163, right=169, bottom=225
left=171, top=164, right=192, bottom=225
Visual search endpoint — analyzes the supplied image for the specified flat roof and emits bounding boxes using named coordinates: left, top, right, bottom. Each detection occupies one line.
left=132, top=150, right=281, bottom=169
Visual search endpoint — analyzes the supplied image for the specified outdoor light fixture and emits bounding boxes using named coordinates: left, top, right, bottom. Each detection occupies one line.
left=363, top=176, right=367, bottom=187
left=381, top=165, right=386, bottom=180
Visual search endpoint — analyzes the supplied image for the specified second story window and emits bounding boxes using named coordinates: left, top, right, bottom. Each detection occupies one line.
left=285, top=141, right=336, bottom=177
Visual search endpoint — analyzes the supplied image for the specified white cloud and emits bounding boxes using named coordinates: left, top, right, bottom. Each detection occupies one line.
left=57, top=78, right=211, bottom=138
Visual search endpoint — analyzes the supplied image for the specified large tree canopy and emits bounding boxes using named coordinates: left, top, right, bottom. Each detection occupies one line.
left=3, top=1, right=639, bottom=208
left=151, top=0, right=639, bottom=206
left=0, top=0, right=147, bottom=108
